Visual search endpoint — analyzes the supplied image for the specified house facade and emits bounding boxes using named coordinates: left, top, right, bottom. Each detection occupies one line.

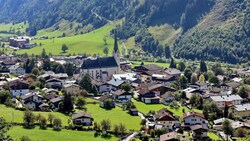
left=9, top=64, right=25, bottom=75
left=63, top=84, right=81, bottom=95
left=183, top=111, right=208, bottom=127
left=9, top=80, right=29, bottom=97
left=72, top=112, right=94, bottom=126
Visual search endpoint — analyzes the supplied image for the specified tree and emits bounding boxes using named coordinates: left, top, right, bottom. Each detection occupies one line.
left=209, top=75, right=219, bottom=85
left=222, top=119, right=233, bottom=141
left=61, top=44, right=68, bottom=53
left=23, top=111, right=35, bottom=128
left=76, top=96, right=86, bottom=109
left=62, top=92, right=74, bottom=113
left=164, top=45, right=171, bottom=58
left=41, top=48, right=46, bottom=58
left=20, top=136, right=32, bottom=141
left=103, top=47, right=109, bottom=56
left=79, top=75, right=93, bottom=92
left=199, top=74, right=205, bottom=83
left=53, top=118, right=62, bottom=131
left=200, top=60, right=207, bottom=72
left=179, top=76, right=188, bottom=89
left=104, top=99, right=114, bottom=110
left=0, top=91, right=11, bottom=104
left=169, top=57, right=176, bottom=68
left=39, top=116, right=47, bottom=129
left=184, top=68, right=193, bottom=82
left=31, top=67, right=39, bottom=76
left=203, top=102, right=209, bottom=119
left=190, top=73, right=198, bottom=84
left=234, top=128, right=247, bottom=138
left=64, top=63, right=74, bottom=76
left=238, top=86, right=248, bottom=99
left=101, top=119, right=111, bottom=133
left=0, top=117, right=12, bottom=141
left=178, top=61, right=186, bottom=71
left=55, top=64, right=65, bottom=73
left=121, top=83, right=131, bottom=92
left=48, top=114, right=54, bottom=126
left=224, top=105, right=229, bottom=118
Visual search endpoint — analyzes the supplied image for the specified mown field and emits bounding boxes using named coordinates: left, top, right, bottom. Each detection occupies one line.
left=85, top=102, right=141, bottom=131
left=130, top=61, right=170, bottom=68
left=133, top=100, right=202, bottom=118
left=0, top=22, right=28, bottom=37
left=8, top=126, right=118, bottom=141
left=17, top=25, right=119, bottom=56
left=0, top=104, right=70, bottom=126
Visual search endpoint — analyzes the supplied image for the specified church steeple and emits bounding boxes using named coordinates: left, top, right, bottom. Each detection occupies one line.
left=113, top=31, right=120, bottom=73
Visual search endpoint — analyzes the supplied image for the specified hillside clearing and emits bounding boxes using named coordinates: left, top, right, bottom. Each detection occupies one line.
left=17, top=25, right=119, bottom=56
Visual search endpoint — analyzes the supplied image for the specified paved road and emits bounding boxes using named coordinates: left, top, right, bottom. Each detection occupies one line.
left=122, top=132, right=138, bottom=141
left=138, top=112, right=145, bottom=119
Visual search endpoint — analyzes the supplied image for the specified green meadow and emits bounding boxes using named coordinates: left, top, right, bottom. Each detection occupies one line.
left=8, top=126, right=118, bottom=141
left=17, top=25, right=119, bottom=56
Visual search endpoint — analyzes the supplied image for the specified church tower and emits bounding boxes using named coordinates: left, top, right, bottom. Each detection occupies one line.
left=113, top=32, right=120, bottom=70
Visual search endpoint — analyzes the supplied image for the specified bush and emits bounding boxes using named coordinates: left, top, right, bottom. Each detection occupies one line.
left=53, top=118, right=62, bottom=131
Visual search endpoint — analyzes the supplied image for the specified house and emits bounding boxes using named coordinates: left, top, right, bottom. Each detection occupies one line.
left=99, top=94, right=115, bottom=108
left=220, top=82, right=241, bottom=94
left=130, top=108, right=138, bottom=116
left=63, top=84, right=81, bottom=95
left=213, top=118, right=234, bottom=130
left=152, top=74, right=176, bottom=85
left=209, top=95, right=243, bottom=108
left=120, top=61, right=132, bottom=71
left=112, top=73, right=140, bottom=83
left=160, top=132, right=188, bottom=141
left=9, top=64, right=25, bottom=75
left=112, top=89, right=133, bottom=102
left=39, top=103, right=50, bottom=111
left=94, top=81, right=109, bottom=93
left=72, top=112, right=94, bottom=126
left=190, top=125, right=208, bottom=138
left=189, top=82, right=207, bottom=91
left=106, top=79, right=126, bottom=92
left=165, top=68, right=181, bottom=79
left=138, top=90, right=160, bottom=104
left=46, top=78, right=63, bottom=89
left=9, top=80, right=29, bottom=97
left=134, top=64, right=163, bottom=73
left=230, top=104, right=250, bottom=120
left=51, top=73, right=68, bottom=81
left=155, top=108, right=181, bottom=130
left=183, top=111, right=208, bottom=127
left=1, top=60, right=16, bottom=68
left=20, top=92, right=43, bottom=109
left=50, top=97, right=63, bottom=109
left=80, top=37, right=120, bottom=82
left=161, top=92, right=176, bottom=105
left=9, top=36, right=30, bottom=47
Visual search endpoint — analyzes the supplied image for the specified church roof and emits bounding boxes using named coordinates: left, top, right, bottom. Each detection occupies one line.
left=81, top=57, right=118, bottom=69
left=113, top=32, right=119, bottom=52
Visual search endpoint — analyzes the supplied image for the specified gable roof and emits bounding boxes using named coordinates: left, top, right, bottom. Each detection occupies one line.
left=224, top=82, right=241, bottom=88
left=113, top=89, right=132, bottom=96
left=165, top=68, right=181, bottom=75
left=9, top=80, right=29, bottom=90
left=81, top=57, right=118, bottom=69
left=107, top=79, right=125, bottom=87
left=160, top=132, right=178, bottom=141
left=99, top=94, right=110, bottom=101
left=210, top=95, right=243, bottom=102
left=72, top=112, right=93, bottom=120
left=190, top=125, right=208, bottom=131
left=142, top=64, right=163, bottom=71
left=183, top=111, right=206, bottom=120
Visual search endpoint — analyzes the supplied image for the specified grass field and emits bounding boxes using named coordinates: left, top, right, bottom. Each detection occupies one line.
left=0, top=33, right=16, bottom=37
left=207, top=132, right=222, bottom=140
left=133, top=100, right=202, bottom=118
left=0, top=104, right=70, bottom=126
left=8, top=126, right=118, bottom=141
left=85, top=103, right=141, bottom=131
left=17, top=25, right=118, bottom=56
left=0, top=22, right=28, bottom=34
left=130, top=61, right=170, bottom=68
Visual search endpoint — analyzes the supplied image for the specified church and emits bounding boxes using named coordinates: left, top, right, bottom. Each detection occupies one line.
left=80, top=34, right=120, bottom=82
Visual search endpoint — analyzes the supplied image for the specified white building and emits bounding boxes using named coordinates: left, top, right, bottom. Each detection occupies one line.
left=183, top=111, right=208, bottom=127
left=9, top=80, right=30, bottom=97
left=209, top=95, right=243, bottom=108
left=9, top=64, right=25, bottom=75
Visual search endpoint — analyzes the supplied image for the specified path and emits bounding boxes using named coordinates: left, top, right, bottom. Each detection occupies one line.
left=122, top=132, right=139, bottom=141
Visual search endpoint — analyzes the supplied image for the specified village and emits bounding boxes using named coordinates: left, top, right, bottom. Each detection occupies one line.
left=0, top=35, right=250, bottom=141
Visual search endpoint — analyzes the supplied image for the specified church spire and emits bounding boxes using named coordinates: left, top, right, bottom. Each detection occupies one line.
left=113, top=31, right=118, bottom=52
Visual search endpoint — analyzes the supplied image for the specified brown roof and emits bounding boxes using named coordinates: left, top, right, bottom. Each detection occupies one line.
left=113, top=89, right=132, bottom=96
left=72, top=112, right=93, bottom=120
left=183, top=111, right=205, bottom=120
left=190, top=125, right=208, bottom=131
left=143, top=64, right=163, bottom=71
left=160, top=132, right=178, bottom=141
left=99, top=94, right=109, bottom=101
left=9, top=80, right=29, bottom=90
left=225, top=82, right=241, bottom=88
left=155, top=111, right=176, bottom=121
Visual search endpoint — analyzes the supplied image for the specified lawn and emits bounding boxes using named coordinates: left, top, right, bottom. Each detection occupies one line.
left=130, top=61, right=169, bottom=68
left=133, top=100, right=202, bottom=118
left=17, top=25, right=120, bottom=56
left=0, top=22, right=29, bottom=33
left=85, top=103, right=141, bottom=131
left=207, top=132, right=222, bottom=140
left=8, top=126, right=118, bottom=141
left=0, top=104, right=70, bottom=126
